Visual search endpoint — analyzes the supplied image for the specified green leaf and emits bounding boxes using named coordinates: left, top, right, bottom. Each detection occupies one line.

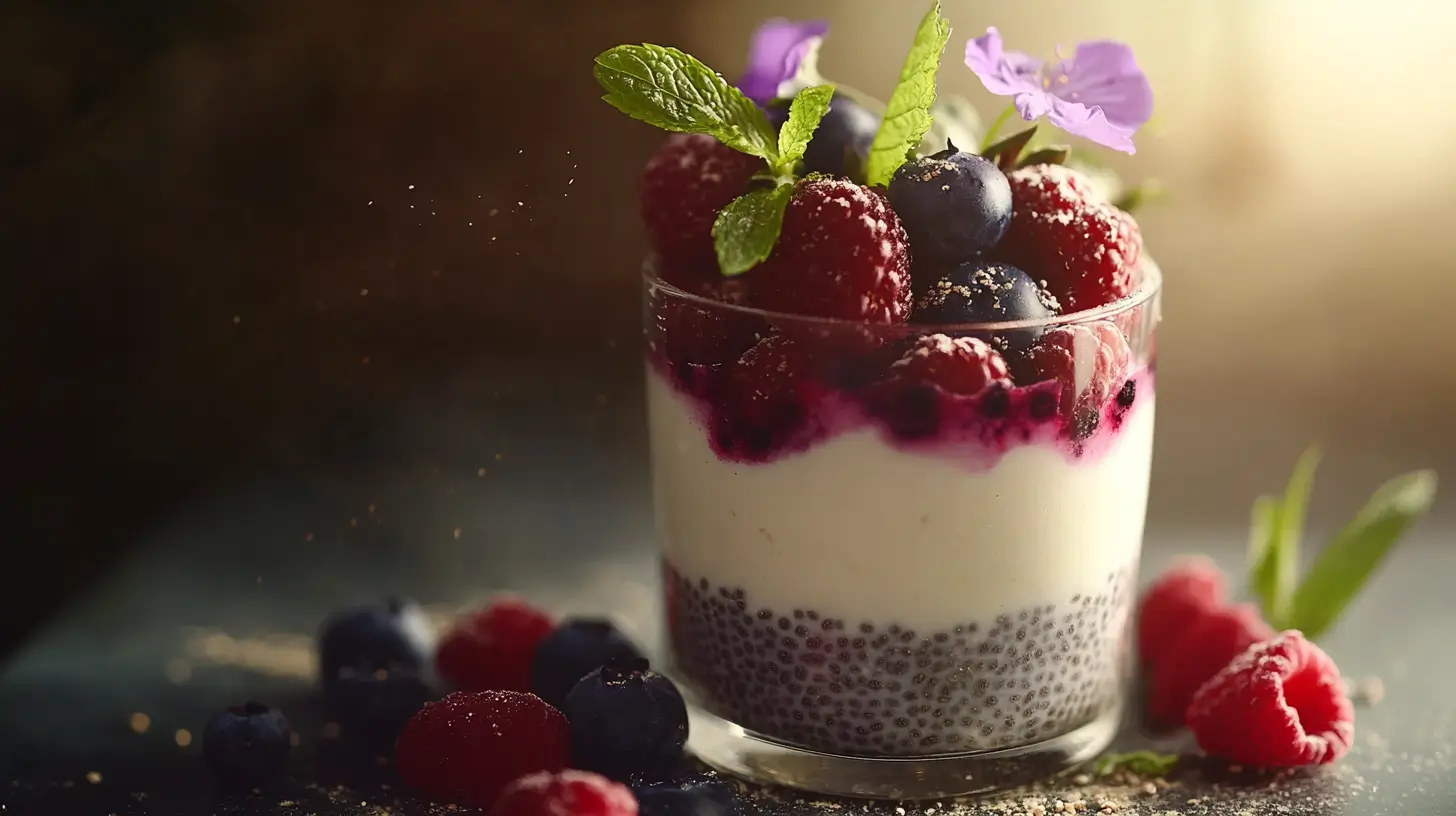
left=594, top=44, right=778, bottom=162
left=777, top=85, right=836, bottom=175
left=1264, top=447, right=1322, bottom=629
left=1289, top=470, right=1437, bottom=639
left=864, top=1, right=951, bottom=186
left=980, top=125, right=1039, bottom=170
left=712, top=184, right=794, bottom=276
left=1248, top=494, right=1281, bottom=619
left=1018, top=145, right=1072, bottom=168
left=1093, top=751, right=1179, bottom=778
left=1113, top=180, right=1167, bottom=214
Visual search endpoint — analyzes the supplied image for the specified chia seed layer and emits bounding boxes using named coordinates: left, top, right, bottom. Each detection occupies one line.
left=664, top=564, right=1134, bottom=757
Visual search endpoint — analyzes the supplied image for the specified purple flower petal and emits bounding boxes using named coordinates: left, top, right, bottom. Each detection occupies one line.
left=963, top=27, right=1042, bottom=97
left=1047, top=41, right=1153, bottom=129
left=738, top=18, right=830, bottom=104
left=1044, top=97, right=1138, bottom=154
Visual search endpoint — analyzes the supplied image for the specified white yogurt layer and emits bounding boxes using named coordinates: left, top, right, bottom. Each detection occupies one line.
left=647, top=371, right=1155, bottom=627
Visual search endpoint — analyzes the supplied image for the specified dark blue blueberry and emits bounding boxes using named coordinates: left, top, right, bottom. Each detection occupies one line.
left=531, top=618, right=644, bottom=707
left=633, top=783, right=737, bottom=816
left=888, top=144, right=1013, bottom=265
left=325, top=667, right=435, bottom=754
left=770, top=93, right=880, bottom=180
left=562, top=657, right=688, bottom=779
left=912, top=259, right=1054, bottom=353
left=201, top=702, right=292, bottom=790
left=315, top=597, right=433, bottom=692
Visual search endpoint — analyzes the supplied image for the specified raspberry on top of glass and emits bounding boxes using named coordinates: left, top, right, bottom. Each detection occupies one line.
left=603, top=2, right=1160, bottom=470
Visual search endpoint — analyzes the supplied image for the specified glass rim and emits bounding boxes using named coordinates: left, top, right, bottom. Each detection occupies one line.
left=643, top=255, right=1162, bottom=332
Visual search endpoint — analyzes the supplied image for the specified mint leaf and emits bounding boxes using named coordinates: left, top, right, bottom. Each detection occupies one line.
left=1248, top=494, right=1281, bottom=619
left=1263, top=447, right=1321, bottom=629
left=777, top=84, right=836, bottom=175
left=1093, top=751, right=1179, bottom=778
left=981, top=125, right=1039, bottom=170
left=1289, top=470, right=1437, bottom=639
left=594, top=44, right=778, bottom=161
left=864, top=1, right=950, bottom=186
left=713, top=184, right=793, bottom=276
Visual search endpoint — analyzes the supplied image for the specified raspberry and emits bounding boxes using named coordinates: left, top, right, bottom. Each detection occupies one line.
left=652, top=295, right=767, bottom=367
left=436, top=597, right=555, bottom=693
left=1187, top=632, right=1354, bottom=767
left=887, top=334, right=1010, bottom=396
left=1015, top=320, right=1131, bottom=415
left=1136, top=557, right=1226, bottom=671
left=490, top=770, right=638, bottom=816
left=998, top=164, right=1141, bottom=312
left=1147, top=604, right=1274, bottom=727
left=712, top=333, right=828, bottom=460
left=395, top=691, right=568, bottom=807
left=751, top=179, right=913, bottom=322
left=640, top=134, right=763, bottom=286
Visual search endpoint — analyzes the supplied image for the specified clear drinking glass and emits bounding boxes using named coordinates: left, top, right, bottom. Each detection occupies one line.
left=643, top=258, right=1161, bottom=799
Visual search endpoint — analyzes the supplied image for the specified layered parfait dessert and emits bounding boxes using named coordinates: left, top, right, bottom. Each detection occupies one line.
left=599, top=4, right=1159, bottom=769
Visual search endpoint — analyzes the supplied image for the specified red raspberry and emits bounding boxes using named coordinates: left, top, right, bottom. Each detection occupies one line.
left=887, top=334, right=1009, bottom=396
left=1136, top=557, right=1226, bottom=671
left=713, top=333, right=829, bottom=460
left=751, top=179, right=913, bottom=323
left=1147, top=603, right=1275, bottom=727
left=396, top=690, right=568, bottom=807
left=490, top=770, right=638, bottom=816
left=1015, top=320, right=1131, bottom=415
left=1188, top=632, right=1355, bottom=767
left=435, top=598, right=554, bottom=693
left=640, top=134, right=763, bottom=287
left=652, top=291, right=767, bottom=367
left=998, top=164, right=1142, bottom=312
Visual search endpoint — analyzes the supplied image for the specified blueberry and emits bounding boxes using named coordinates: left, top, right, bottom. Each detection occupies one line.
left=316, top=597, right=434, bottom=692
left=201, top=702, right=292, bottom=790
left=562, top=657, right=688, bottom=779
left=634, top=784, right=737, bottom=816
left=325, top=667, right=435, bottom=754
left=888, top=143, right=1012, bottom=265
left=912, top=259, right=1054, bottom=352
left=771, top=93, right=880, bottom=179
left=531, top=618, right=644, bottom=707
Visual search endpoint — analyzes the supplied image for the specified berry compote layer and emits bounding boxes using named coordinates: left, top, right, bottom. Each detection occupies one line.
left=645, top=264, right=1159, bottom=758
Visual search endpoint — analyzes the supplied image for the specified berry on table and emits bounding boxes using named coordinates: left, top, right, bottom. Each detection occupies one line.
left=435, top=596, right=555, bottom=693
left=201, top=702, right=292, bottom=791
left=640, top=134, right=763, bottom=286
left=750, top=179, right=913, bottom=323
left=911, top=259, right=1055, bottom=354
left=1014, top=320, right=1131, bottom=417
left=888, top=145, right=1012, bottom=265
left=562, top=658, right=689, bottom=780
left=395, top=690, right=569, bottom=808
left=326, top=667, right=435, bottom=754
left=885, top=334, right=1010, bottom=397
left=491, top=770, right=639, bottom=816
left=1136, top=557, right=1226, bottom=671
left=997, top=163, right=1142, bottom=312
left=531, top=619, right=645, bottom=708
left=1147, top=604, right=1275, bottom=728
left=315, top=598, right=434, bottom=692
left=1187, top=631, right=1354, bottom=767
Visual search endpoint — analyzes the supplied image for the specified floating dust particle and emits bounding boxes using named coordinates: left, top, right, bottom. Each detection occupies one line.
left=321, top=722, right=342, bottom=740
left=368, top=503, right=376, bottom=514
left=477, top=468, right=486, bottom=477
left=175, top=729, right=192, bottom=747
left=85, top=772, right=101, bottom=784
left=360, top=288, right=369, bottom=296
left=128, top=712, right=151, bottom=733
left=164, top=658, right=192, bottom=683
left=180, top=628, right=316, bottom=680
left=493, top=452, right=504, bottom=461
left=362, top=356, right=371, bottom=364
left=350, top=518, right=358, bottom=528
left=304, top=532, right=314, bottom=542
left=289, top=732, right=301, bottom=747
left=453, top=528, right=462, bottom=540
left=408, top=184, right=415, bottom=190
left=232, top=315, right=241, bottom=324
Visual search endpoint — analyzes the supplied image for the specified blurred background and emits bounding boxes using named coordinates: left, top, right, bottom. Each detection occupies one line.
left=6, top=0, right=1455, bottom=656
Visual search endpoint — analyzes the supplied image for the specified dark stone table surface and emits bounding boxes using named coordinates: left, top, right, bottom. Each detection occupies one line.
left=3, top=361, right=1452, bottom=816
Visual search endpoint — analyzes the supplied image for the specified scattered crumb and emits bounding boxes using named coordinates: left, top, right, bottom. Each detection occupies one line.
left=1346, top=676, right=1385, bottom=708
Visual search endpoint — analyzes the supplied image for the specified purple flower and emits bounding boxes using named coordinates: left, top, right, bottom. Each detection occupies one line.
left=738, top=19, right=830, bottom=104
left=964, top=27, right=1153, bottom=154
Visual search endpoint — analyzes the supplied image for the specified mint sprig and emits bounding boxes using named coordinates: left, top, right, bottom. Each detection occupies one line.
left=1093, top=750, right=1178, bottom=778
left=712, top=185, right=794, bottom=276
left=1288, top=469, right=1437, bottom=639
left=1247, top=448, right=1437, bottom=638
left=864, top=1, right=951, bottom=186
left=594, top=44, right=778, bottom=163
left=777, top=84, right=835, bottom=174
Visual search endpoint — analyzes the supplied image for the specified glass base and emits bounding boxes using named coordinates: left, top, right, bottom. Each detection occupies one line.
left=684, top=698, right=1121, bottom=801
